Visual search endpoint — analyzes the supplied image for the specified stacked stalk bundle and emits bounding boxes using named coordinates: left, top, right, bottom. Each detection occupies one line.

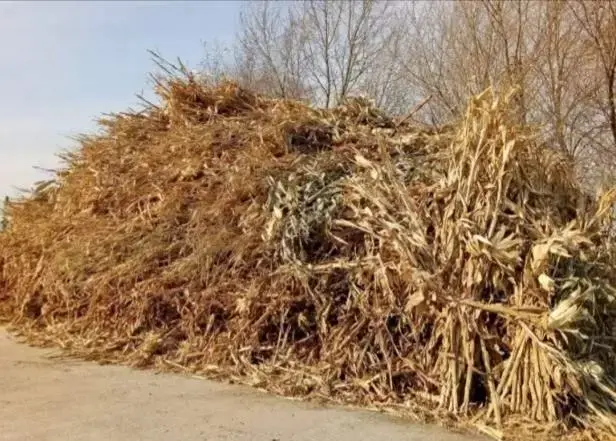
left=2, top=66, right=616, bottom=440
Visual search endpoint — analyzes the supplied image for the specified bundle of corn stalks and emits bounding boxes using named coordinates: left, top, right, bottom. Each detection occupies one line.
left=2, top=62, right=616, bottom=441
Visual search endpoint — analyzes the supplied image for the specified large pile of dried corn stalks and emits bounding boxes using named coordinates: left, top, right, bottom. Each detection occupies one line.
left=2, top=67, right=616, bottom=441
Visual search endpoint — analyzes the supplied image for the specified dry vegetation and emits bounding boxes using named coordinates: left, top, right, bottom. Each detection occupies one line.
left=3, top=58, right=616, bottom=441
left=207, top=0, right=616, bottom=188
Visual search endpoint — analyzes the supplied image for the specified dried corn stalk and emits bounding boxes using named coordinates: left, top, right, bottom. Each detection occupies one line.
left=2, top=70, right=616, bottom=441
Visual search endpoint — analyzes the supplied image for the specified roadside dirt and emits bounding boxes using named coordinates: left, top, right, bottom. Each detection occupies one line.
left=0, top=329, right=482, bottom=441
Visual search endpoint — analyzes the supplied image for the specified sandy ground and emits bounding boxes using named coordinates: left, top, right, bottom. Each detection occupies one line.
left=0, top=329, right=482, bottom=441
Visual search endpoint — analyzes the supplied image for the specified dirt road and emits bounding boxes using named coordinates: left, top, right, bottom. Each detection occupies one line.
left=0, top=329, right=481, bottom=441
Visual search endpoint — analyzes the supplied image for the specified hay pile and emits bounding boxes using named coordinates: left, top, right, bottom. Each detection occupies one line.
left=2, top=66, right=616, bottom=440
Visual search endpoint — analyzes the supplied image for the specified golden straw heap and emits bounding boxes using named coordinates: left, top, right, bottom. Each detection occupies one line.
left=2, top=65, right=616, bottom=441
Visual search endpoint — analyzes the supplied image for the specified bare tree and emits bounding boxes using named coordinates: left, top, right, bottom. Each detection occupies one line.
left=297, top=0, right=401, bottom=107
left=399, top=1, right=546, bottom=125
left=397, top=1, right=460, bottom=124
left=532, top=2, right=600, bottom=158
left=570, top=1, right=616, bottom=149
left=234, top=1, right=309, bottom=100
left=1, top=196, right=8, bottom=230
left=200, top=40, right=235, bottom=83
left=399, top=2, right=612, bottom=153
left=214, top=0, right=410, bottom=111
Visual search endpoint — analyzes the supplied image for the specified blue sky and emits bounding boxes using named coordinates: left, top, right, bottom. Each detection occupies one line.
left=0, top=1, right=241, bottom=199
